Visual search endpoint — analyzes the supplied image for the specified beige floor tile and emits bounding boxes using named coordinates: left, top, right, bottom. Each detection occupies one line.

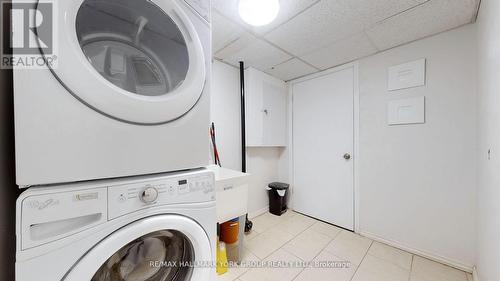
left=272, top=213, right=316, bottom=236
left=282, top=229, right=332, bottom=261
left=251, top=213, right=285, bottom=233
left=352, top=254, right=410, bottom=281
left=309, top=221, right=342, bottom=239
left=324, top=231, right=373, bottom=265
left=367, top=241, right=413, bottom=270
left=244, top=229, right=260, bottom=241
left=279, top=210, right=298, bottom=220
left=245, top=213, right=469, bottom=281
left=245, top=227, right=294, bottom=259
left=410, top=256, right=468, bottom=281
left=239, top=249, right=304, bottom=281
left=294, top=250, right=357, bottom=281
left=217, top=247, right=260, bottom=281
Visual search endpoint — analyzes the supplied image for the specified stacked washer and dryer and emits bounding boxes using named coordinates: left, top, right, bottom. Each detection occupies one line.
left=13, top=0, right=215, bottom=280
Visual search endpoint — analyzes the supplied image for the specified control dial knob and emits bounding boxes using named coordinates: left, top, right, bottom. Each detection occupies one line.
left=141, top=186, right=159, bottom=204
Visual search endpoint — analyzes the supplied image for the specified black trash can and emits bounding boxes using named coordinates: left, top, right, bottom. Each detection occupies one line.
left=267, top=182, right=289, bottom=216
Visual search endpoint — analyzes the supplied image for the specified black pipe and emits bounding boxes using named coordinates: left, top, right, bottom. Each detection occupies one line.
left=239, top=61, right=246, bottom=173
left=239, top=61, right=253, bottom=233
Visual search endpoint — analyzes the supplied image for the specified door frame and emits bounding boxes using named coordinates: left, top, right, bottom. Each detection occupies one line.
left=287, top=61, right=360, bottom=232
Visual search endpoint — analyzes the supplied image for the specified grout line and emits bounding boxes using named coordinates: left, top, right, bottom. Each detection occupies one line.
left=280, top=220, right=329, bottom=261
left=260, top=37, right=320, bottom=69
left=249, top=214, right=320, bottom=260
left=213, top=0, right=433, bottom=73
left=288, top=20, right=475, bottom=83
left=212, top=57, right=239, bottom=69
left=212, top=7, right=320, bottom=71
left=348, top=239, right=373, bottom=281
left=213, top=0, right=477, bottom=81
left=243, top=213, right=299, bottom=259
left=364, top=241, right=415, bottom=273
left=369, top=0, right=432, bottom=26
left=408, top=255, right=415, bottom=281
left=288, top=218, right=341, bottom=280
left=268, top=57, right=296, bottom=70
left=214, top=35, right=242, bottom=55
left=211, top=10, right=244, bottom=54
left=262, top=0, right=322, bottom=36
left=244, top=213, right=374, bottom=281
left=240, top=214, right=315, bottom=280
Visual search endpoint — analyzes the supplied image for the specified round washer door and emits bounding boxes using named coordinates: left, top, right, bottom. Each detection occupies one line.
left=42, top=0, right=206, bottom=124
left=63, top=215, right=213, bottom=281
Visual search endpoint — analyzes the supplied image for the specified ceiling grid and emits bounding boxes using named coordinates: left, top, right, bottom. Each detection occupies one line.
left=212, top=0, right=480, bottom=81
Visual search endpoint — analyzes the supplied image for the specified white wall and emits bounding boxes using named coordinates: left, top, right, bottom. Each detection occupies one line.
left=358, top=25, right=477, bottom=269
left=476, top=0, right=500, bottom=280
left=211, top=61, right=242, bottom=171
left=247, top=147, right=285, bottom=216
left=211, top=60, right=285, bottom=217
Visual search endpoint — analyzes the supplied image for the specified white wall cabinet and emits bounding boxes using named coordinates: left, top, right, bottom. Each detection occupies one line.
left=245, top=68, right=287, bottom=147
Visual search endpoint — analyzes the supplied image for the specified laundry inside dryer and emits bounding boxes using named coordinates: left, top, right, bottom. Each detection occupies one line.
left=76, top=0, right=190, bottom=96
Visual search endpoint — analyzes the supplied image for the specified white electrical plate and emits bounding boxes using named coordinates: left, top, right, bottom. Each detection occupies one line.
left=388, top=96, right=425, bottom=125
left=388, top=59, right=426, bottom=91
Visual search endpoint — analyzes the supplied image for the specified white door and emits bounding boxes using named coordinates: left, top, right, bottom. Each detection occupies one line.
left=292, top=67, right=355, bottom=230
left=42, top=0, right=206, bottom=124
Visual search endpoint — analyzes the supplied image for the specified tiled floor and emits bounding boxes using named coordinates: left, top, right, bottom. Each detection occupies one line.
left=218, top=211, right=473, bottom=281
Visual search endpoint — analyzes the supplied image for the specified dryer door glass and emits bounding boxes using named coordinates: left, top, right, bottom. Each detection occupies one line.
left=76, top=0, right=189, bottom=97
left=91, top=230, right=194, bottom=281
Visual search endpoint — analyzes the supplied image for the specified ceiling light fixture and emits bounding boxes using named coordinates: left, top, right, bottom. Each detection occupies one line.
left=238, top=0, right=280, bottom=27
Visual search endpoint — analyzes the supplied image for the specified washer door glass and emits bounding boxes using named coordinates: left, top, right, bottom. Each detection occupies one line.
left=91, top=230, right=193, bottom=281
left=76, top=0, right=189, bottom=97
left=62, top=215, right=213, bottom=281
left=43, top=0, right=206, bottom=124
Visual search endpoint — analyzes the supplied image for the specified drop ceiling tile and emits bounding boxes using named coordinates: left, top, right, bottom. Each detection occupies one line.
left=365, top=0, right=479, bottom=50
left=265, top=58, right=318, bottom=81
left=213, top=0, right=318, bottom=35
left=265, top=0, right=367, bottom=56
left=301, top=32, right=378, bottom=70
left=215, top=33, right=293, bottom=69
left=212, top=11, right=245, bottom=52
left=346, top=0, right=430, bottom=27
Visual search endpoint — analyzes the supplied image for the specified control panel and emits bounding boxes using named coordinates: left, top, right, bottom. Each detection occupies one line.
left=108, top=171, right=215, bottom=220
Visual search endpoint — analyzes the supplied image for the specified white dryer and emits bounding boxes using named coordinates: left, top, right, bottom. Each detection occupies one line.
left=16, top=169, right=216, bottom=281
left=13, top=0, right=211, bottom=187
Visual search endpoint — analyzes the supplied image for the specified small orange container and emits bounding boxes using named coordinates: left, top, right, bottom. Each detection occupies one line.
left=220, top=219, right=239, bottom=244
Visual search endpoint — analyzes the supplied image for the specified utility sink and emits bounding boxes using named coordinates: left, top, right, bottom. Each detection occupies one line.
left=207, top=165, right=250, bottom=223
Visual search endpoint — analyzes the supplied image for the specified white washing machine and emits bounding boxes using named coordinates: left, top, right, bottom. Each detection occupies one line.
left=13, top=0, right=211, bottom=187
left=16, top=169, right=216, bottom=281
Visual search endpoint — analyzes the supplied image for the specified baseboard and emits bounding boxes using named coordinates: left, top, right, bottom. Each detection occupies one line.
left=248, top=206, right=268, bottom=219
left=472, top=266, right=479, bottom=281
left=359, top=231, right=473, bottom=273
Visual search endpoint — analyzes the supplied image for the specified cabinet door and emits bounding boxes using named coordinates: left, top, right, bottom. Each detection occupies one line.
left=245, top=69, right=264, bottom=146
left=245, top=68, right=287, bottom=147
left=262, top=81, right=287, bottom=146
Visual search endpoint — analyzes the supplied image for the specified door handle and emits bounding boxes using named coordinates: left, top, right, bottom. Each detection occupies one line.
left=343, top=153, right=351, bottom=160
